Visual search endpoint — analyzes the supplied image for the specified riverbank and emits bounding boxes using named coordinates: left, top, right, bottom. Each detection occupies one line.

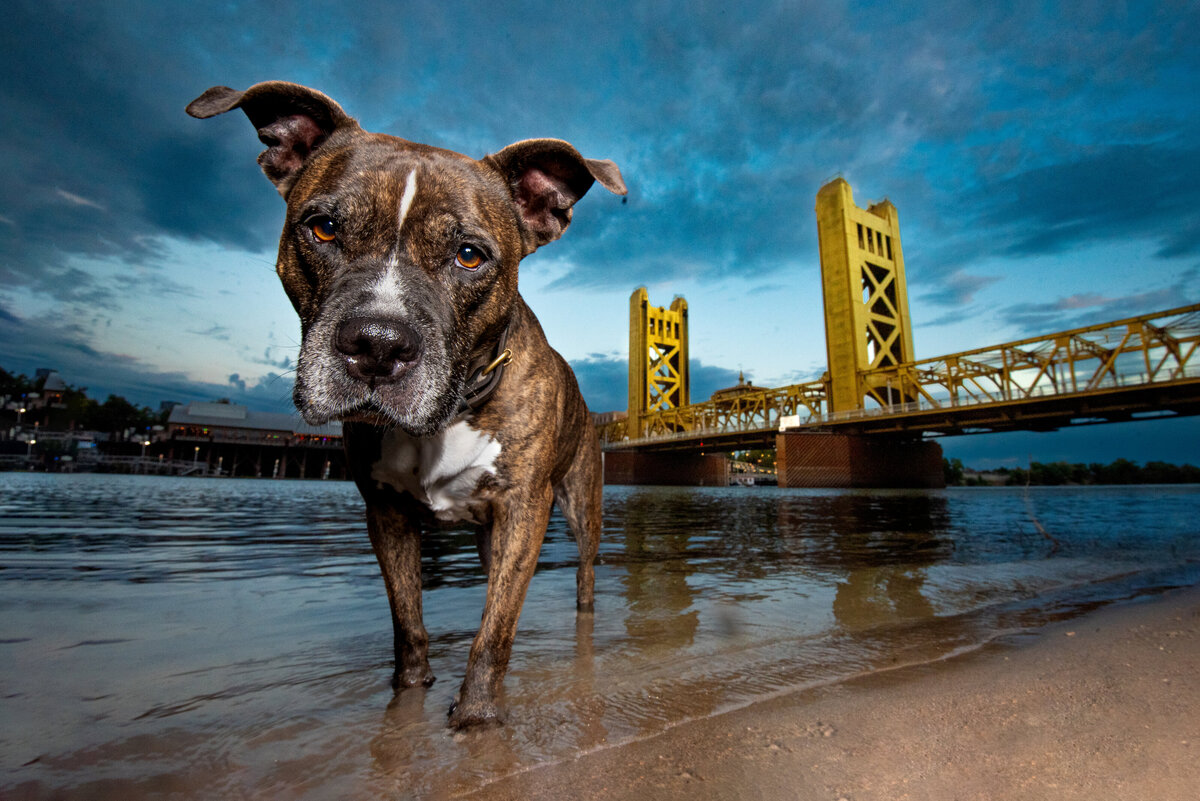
left=467, top=584, right=1200, bottom=801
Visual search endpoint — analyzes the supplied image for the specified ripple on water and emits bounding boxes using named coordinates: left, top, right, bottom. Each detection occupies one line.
left=2, top=475, right=1199, bottom=798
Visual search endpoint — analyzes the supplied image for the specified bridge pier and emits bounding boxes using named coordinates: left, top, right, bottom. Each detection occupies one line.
left=776, top=432, right=944, bottom=489
left=603, top=451, right=730, bottom=486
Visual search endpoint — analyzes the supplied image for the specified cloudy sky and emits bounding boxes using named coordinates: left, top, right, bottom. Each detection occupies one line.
left=2, top=1, right=1198, bottom=467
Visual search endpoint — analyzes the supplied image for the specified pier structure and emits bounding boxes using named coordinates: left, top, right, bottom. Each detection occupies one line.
left=165, top=402, right=345, bottom=479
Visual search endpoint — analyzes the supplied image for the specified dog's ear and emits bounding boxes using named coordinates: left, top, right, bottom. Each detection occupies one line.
left=186, top=81, right=358, bottom=197
left=485, top=139, right=627, bottom=253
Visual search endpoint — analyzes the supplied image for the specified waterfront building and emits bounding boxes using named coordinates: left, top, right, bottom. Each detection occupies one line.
left=166, top=402, right=344, bottom=478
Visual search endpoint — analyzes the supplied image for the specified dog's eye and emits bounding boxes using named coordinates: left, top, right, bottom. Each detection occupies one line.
left=456, top=244, right=484, bottom=270
left=310, top=216, right=338, bottom=243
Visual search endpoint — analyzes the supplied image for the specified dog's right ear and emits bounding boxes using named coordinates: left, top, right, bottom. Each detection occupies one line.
left=186, top=81, right=358, bottom=197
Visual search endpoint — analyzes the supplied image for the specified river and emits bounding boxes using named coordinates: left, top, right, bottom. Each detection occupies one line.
left=2, top=473, right=1198, bottom=799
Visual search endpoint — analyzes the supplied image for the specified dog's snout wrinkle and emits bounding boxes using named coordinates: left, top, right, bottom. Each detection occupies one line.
left=335, top=316, right=422, bottom=382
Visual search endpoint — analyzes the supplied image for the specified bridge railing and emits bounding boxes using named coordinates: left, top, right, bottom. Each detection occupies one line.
left=863, top=303, right=1200, bottom=411
left=605, top=378, right=829, bottom=445
left=602, top=303, right=1200, bottom=447
left=605, top=362, right=1200, bottom=448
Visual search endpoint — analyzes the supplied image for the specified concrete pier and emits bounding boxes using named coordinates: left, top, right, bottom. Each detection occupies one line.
left=776, top=431, right=943, bottom=488
left=603, top=451, right=729, bottom=486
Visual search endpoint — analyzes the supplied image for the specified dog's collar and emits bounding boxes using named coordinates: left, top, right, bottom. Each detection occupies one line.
left=457, top=323, right=514, bottom=415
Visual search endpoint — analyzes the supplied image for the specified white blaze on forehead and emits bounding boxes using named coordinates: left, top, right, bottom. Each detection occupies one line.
left=367, top=264, right=409, bottom=315
left=376, top=168, right=419, bottom=311
left=397, top=168, right=418, bottom=233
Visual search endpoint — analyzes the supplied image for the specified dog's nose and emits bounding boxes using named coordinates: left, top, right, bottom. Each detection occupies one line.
left=335, top=316, right=422, bottom=382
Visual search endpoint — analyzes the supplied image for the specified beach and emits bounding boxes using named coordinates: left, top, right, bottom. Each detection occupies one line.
left=467, top=584, right=1200, bottom=801
left=5, top=478, right=1199, bottom=800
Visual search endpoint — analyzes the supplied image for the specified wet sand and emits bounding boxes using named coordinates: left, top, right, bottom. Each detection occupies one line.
left=467, top=585, right=1200, bottom=801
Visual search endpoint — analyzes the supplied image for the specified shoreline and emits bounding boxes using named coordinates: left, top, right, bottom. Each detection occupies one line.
left=466, top=584, right=1200, bottom=801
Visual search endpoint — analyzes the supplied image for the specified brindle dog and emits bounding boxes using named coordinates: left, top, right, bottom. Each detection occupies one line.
left=187, top=81, right=625, bottom=727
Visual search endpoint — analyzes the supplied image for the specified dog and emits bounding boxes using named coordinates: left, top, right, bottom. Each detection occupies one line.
left=187, top=81, right=625, bottom=727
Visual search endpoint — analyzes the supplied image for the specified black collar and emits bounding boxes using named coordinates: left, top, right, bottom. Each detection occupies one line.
left=456, top=323, right=513, bottom=416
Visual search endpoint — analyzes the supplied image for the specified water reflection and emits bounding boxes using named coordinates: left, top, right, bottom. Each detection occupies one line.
left=3, top=476, right=1199, bottom=800
left=777, top=493, right=948, bottom=631
left=618, top=489, right=701, bottom=652
left=773, top=492, right=954, bottom=569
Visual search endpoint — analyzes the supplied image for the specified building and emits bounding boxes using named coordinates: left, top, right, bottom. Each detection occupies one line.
left=166, top=402, right=345, bottom=478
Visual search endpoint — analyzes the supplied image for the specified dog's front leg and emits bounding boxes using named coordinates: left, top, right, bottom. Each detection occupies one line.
left=449, top=484, right=553, bottom=728
left=366, top=503, right=435, bottom=689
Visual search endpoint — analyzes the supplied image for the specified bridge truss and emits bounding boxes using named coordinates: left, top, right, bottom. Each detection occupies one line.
left=602, top=303, right=1200, bottom=451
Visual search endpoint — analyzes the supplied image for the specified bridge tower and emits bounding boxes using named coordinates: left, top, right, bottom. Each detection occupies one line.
left=605, top=288, right=729, bottom=486
left=773, top=178, right=941, bottom=489
left=815, top=178, right=916, bottom=412
left=627, top=287, right=690, bottom=437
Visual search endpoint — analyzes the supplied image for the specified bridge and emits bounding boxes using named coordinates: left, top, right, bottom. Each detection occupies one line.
left=598, top=178, right=1200, bottom=488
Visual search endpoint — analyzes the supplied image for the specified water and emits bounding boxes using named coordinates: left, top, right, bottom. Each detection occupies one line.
left=2, top=474, right=1198, bottom=799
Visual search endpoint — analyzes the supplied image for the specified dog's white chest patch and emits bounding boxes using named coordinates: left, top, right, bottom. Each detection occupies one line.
left=371, top=420, right=501, bottom=523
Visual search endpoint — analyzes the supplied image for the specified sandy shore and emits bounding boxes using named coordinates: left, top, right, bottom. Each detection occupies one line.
left=466, top=585, right=1200, bottom=801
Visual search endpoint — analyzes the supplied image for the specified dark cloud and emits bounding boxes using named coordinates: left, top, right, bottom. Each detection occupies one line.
left=188, top=325, right=232, bottom=342
left=918, top=308, right=976, bottom=329
left=0, top=2, right=286, bottom=310
left=997, top=268, right=1198, bottom=335
left=918, top=269, right=1002, bottom=307
left=977, top=142, right=1200, bottom=260
left=5, top=2, right=1196, bottom=297
left=569, top=356, right=627, bottom=413
left=0, top=1, right=1057, bottom=299
left=0, top=308, right=294, bottom=412
left=251, top=348, right=294, bottom=371
left=691, top=362, right=748, bottom=401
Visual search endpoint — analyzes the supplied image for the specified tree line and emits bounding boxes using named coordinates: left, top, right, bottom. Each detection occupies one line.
left=1, top=366, right=166, bottom=437
left=944, top=457, right=1200, bottom=486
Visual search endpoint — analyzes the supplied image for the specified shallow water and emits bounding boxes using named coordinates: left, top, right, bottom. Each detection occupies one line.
left=2, top=473, right=1198, bottom=799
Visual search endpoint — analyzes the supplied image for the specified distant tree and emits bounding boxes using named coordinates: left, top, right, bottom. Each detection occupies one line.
left=1141, top=461, right=1200, bottom=484
left=996, top=458, right=1199, bottom=486
left=1030, top=461, right=1075, bottom=485
left=84, top=395, right=158, bottom=439
left=1005, top=468, right=1029, bottom=486
left=1142, top=461, right=1178, bottom=484
left=1093, top=458, right=1140, bottom=485
left=0, top=366, right=34, bottom=397
left=943, top=457, right=965, bottom=486
left=59, top=390, right=97, bottom=428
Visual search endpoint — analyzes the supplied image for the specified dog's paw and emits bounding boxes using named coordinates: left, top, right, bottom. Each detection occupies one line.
left=392, top=665, right=435, bottom=690
left=447, top=697, right=503, bottom=729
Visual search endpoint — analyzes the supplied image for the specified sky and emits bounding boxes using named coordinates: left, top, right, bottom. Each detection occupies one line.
left=2, top=0, right=1198, bottom=468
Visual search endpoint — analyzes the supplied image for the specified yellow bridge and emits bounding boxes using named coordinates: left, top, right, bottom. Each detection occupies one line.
left=599, top=179, right=1200, bottom=488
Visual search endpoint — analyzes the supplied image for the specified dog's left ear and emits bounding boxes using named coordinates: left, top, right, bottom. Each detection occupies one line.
left=485, top=139, right=627, bottom=254
left=187, top=81, right=358, bottom=198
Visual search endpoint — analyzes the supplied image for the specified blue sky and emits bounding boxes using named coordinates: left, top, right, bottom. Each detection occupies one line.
left=2, top=1, right=1198, bottom=468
